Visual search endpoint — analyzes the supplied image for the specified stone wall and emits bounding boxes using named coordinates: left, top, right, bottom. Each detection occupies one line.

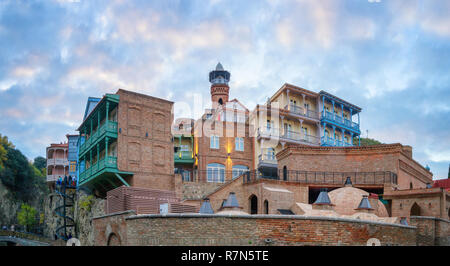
left=410, top=216, right=450, bottom=246
left=93, top=213, right=417, bottom=246
left=181, top=181, right=223, bottom=200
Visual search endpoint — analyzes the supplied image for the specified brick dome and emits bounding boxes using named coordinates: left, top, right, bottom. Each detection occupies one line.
left=328, top=186, right=389, bottom=217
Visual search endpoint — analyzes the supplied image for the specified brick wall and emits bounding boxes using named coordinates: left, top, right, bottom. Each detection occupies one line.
left=96, top=214, right=417, bottom=246
left=115, top=89, right=175, bottom=191
left=92, top=211, right=135, bottom=246
left=410, top=216, right=450, bottom=246
left=277, top=144, right=432, bottom=190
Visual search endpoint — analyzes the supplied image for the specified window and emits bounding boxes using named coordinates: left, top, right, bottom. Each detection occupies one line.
left=182, top=171, right=191, bottom=182
left=232, top=165, right=249, bottom=179
left=235, top=137, right=244, bottom=151
left=69, top=161, right=76, bottom=173
left=206, top=114, right=212, bottom=119
left=345, top=136, right=349, bottom=143
left=210, top=135, right=219, bottom=149
left=325, top=130, right=330, bottom=137
left=180, top=144, right=189, bottom=152
left=302, top=127, right=308, bottom=139
left=207, top=163, right=225, bottom=183
left=304, top=103, right=309, bottom=110
left=267, top=148, right=275, bottom=160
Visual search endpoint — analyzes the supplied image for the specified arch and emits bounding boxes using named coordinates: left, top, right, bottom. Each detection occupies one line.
left=410, top=202, right=421, bottom=216
left=410, top=182, right=413, bottom=189
left=283, top=166, right=287, bottom=181
left=264, top=200, right=269, bottom=214
left=249, top=194, right=258, bottom=214
left=218, top=98, right=223, bottom=105
left=107, top=233, right=121, bottom=246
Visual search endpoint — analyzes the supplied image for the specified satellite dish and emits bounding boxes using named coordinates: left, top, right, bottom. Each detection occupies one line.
left=66, top=237, right=81, bottom=246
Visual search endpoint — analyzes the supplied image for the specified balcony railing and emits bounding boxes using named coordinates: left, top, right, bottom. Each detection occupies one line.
left=46, top=158, right=69, bottom=166
left=79, top=156, right=117, bottom=184
left=285, top=104, right=319, bottom=120
left=281, top=130, right=320, bottom=145
left=321, top=110, right=359, bottom=131
left=258, top=154, right=277, bottom=165
left=174, top=150, right=194, bottom=161
left=79, top=121, right=118, bottom=155
left=243, top=170, right=398, bottom=185
left=46, top=174, right=62, bottom=182
left=321, top=136, right=353, bottom=147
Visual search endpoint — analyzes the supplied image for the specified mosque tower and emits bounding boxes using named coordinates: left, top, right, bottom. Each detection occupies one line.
left=209, top=62, right=230, bottom=109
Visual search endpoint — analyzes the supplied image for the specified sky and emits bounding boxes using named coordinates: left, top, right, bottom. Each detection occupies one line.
left=0, top=0, right=449, bottom=179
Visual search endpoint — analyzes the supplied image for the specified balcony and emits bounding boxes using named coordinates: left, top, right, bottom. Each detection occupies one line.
left=284, top=104, right=319, bottom=120
left=243, top=170, right=398, bottom=186
left=258, top=154, right=277, bottom=168
left=46, top=174, right=60, bottom=182
left=47, top=158, right=69, bottom=166
left=281, top=130, right=320, bottom=145
left=79, top=121, right=118, bottom=156
left=321, top=110, right=360, bottom=133
left=78, top=156, right=117, bottom=185
left=174, top=150, right=195, bottom=164
left=321, top=136, right=353, bottom=147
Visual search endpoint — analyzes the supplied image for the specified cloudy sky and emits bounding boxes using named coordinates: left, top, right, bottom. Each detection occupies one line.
left=0, top=0, right=449, bottom=179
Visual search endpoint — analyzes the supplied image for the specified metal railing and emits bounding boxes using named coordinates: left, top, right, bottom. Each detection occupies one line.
left=258, top=154, right=277, bottom=165
left=321, top=110, right=359, bottom=131
left=181, top=170, right=250, bottom=183
left=243, top=169, right=398, bottom=185
left=174, top=150, right=194, bottom=160
left=285, top=104, right=319, bottom=120
left=321, top=136, right=353, bottom=147
left=258, top=128, right=320, bottom=145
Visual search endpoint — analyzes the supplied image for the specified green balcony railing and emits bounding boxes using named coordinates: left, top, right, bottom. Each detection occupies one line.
left=174, top=150, right=194, bottom=163
left=79, top=121, right=118, bottom=155
left=79, top=156, right=117, bottom=184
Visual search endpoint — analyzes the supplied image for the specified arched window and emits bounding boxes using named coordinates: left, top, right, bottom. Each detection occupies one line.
left=249, top=195, right=258, bottom=214
left=207, top=163, right=225, bottom=183
left=410, top=182, right=413, bottom=189
left=283, top=166, right=288, bottom=181
left=264, top=200, right=269, bottom=214
left=232, top=165, right=249, bottom=179
left=218, top=98, right=223, bottom=105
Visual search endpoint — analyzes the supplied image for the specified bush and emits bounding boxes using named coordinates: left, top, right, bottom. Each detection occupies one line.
left=79, top=195, right=95, bottom=212
left=17, top=203, right=37, bottom=232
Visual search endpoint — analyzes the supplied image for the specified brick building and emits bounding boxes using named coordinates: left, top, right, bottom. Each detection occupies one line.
left=76, top=89, right=174, bottom=195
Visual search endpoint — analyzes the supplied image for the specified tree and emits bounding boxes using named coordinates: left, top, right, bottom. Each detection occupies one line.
left=33, top=156, right=46, bottom=171
left=353, top=137, right=382, bottom=146
left=17, top=203, right=37, bottom=232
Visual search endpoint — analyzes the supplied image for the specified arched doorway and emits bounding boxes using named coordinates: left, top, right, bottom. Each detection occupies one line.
left=283, top=166, right=287, bottom=181
left=249, top=195, right=258, bottom=214
left=218, top=98, right=223, bottom=105
left=410, top=202, right=421, bottom=216
left=264, top=200, right=269, bottom=214
left=107, top=233, right=121, bottom=246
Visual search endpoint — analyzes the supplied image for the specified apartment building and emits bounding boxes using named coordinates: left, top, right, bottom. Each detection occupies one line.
left=76, top=89, right=174, bottom=195
left=46, top=142, right=69, bottom=187
left=66, top=134, right=79, bottom=183
left=250, top=83, right=362, bottom=177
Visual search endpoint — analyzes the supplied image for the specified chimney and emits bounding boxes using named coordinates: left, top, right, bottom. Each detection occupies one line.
left=355, top=195, right=374, bottom=213
left=312, top=188, right=334, bottom=210
left=222, top=192, right=241, bottom=209
left=199, top=198, right=214, bottom=214
left=344, top=177, right=353, bottom=187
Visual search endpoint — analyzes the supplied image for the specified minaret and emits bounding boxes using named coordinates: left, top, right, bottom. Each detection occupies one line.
left=209, top=62, right=230, bottom=109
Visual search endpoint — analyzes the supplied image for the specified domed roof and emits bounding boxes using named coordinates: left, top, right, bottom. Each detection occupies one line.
left=216, top=62, right=224, bottom=71
left=328, top=186, right=389, bottom=217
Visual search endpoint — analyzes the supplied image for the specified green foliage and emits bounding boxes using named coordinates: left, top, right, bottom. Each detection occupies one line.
left=0, top=134, right=48, bottom=201
left=79, top=195, right=95, bottom=212
left=33, top=156, right=46, bottom=174
left=353, top=137, right=382, bottom=146
left=17, top=203, right=37, bottom=232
